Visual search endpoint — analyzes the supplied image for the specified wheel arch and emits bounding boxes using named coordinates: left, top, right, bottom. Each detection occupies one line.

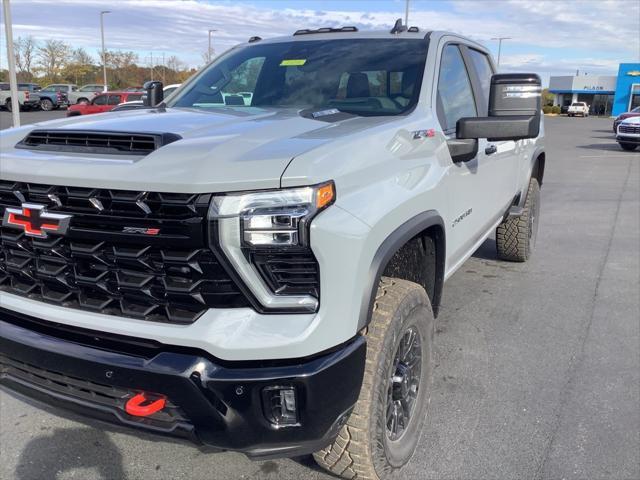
left=532, top=147, right=546, bottom=186
left=358, top=211, right=445, bottom=330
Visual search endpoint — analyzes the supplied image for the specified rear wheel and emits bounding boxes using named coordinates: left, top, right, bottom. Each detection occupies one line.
left=40, top=98, right=54, bottom=111
left=5, top=99, right=12, bottom=112
left=619, top=142, right=637, bottom=151
left=78, top=98, right=89, bottom=105
left=314, top=278, right=434, bottom=480
left=496, top=177, right=540, bottom=262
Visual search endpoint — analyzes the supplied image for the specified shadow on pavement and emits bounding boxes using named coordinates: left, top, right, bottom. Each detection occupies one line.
left=577, top=143, right=626, bottom=152
left=15, top=427, right=126, bottom=480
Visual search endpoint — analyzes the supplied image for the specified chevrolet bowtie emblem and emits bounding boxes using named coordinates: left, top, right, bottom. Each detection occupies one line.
left=2, top=203, right=72, bottom=238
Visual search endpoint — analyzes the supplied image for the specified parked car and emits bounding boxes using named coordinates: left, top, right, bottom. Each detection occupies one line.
left=567, top=101, right=589, bottom=117
left=0, top=24, right=546, bottom=480
left=613, top=106, right=640, bottom=132
left=66, top=91, right=144, bottom=116
left=42, top=83, right=77, bottom=94
left=67, top=84, right=107, bottom=105
left=17, top=82, right=41, bottom=92
left=560, top=104, right=569, bottom=114
left=23, top=83, right=69, bottom=111
left=111, top=84, right=182, bottom=111
left=616, top=115, right=640, bottom=151
left=0, top=82, right=41, bottom=111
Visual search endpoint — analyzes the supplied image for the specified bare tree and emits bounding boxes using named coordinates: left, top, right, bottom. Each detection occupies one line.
left=14, top=36, right=37, bottom=81
left=37, top=40, right=70, bottom=81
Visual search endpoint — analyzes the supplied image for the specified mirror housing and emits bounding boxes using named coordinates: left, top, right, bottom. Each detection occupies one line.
left=143, top=80, right=164, bottom=107
left=457, top=73, right=541, bottom=141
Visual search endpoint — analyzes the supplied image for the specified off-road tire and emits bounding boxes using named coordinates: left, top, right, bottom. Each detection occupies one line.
left=619, top=143, right=637, bottom=151
left=496, top=177, right=540, bottom=262
left=313, top=277, right=434, bottom=480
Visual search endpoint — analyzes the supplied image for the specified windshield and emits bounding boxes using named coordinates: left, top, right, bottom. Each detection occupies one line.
left=571, top=102, right=584, bottom=107
left=169, top=39, right=428, bottom=116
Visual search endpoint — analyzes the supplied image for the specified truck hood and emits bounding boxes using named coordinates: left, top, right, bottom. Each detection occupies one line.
left=0, top=107, right=387, bottom=193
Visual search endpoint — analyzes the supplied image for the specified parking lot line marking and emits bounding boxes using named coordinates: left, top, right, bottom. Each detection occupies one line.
left=579, top=154, right=640, bottom=158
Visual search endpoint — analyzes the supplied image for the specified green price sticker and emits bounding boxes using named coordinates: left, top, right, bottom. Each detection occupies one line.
left=280, top=59, right=307, bottom=67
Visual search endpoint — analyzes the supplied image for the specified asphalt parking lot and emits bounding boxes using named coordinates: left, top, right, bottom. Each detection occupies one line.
left=0, top=113, right=639, bottom=480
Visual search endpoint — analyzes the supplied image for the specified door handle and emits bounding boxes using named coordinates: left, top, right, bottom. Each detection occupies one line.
left=485, top=144, right=497, bottom=155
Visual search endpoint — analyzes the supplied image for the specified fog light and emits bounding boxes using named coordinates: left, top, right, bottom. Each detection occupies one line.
left=262, top=386, right=299, bottom=426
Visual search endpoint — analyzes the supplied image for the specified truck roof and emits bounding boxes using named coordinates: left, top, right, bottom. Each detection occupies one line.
left=248, top=29, right=489, bottom=54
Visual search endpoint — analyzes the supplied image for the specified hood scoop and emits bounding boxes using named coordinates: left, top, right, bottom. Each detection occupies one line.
left=15, top=130, right=182, bottom=156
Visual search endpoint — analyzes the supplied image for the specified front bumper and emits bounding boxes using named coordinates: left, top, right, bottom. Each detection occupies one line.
left=616, top=134, right=640, bottom=145
left=0, top=308, right=366, bottom=458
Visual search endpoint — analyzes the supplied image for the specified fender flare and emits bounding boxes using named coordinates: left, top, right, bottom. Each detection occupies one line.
left=531, top=146, right=546, bottom=186
left=357, top=210, right=445, bottom=330
left=514, top=146, right=545, bottom=209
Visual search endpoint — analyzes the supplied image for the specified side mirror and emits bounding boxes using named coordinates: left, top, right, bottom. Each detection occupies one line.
left=143, top=80, right=164, bottom=107
left=457, top=73, right=541, bottom=141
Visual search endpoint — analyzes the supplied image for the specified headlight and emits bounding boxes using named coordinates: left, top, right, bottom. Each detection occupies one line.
left=208, top=182, right=335, bottom=312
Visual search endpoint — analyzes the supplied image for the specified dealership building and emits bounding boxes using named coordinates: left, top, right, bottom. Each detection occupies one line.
left=549, top=63, right=640, bottom=116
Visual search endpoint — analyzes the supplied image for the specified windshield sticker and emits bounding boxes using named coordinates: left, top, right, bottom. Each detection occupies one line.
left=280, top=59, right=307, bottom=67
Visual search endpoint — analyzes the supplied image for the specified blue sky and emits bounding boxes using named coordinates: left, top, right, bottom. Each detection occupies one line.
left=1, top=0, right=638, bottom=85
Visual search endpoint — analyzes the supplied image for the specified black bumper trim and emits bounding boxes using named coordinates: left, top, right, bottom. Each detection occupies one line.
left=616, top=135, right=640, bottom=145
left=0, top=311, right=366, bottom=459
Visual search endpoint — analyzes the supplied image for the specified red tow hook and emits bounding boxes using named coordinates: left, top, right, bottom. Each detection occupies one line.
left=125, top=392, right=166, bottom=417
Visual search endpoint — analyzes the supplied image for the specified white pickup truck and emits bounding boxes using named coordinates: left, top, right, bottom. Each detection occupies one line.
left=0, top=22, right=546, bottom=480
left=0, top=83, right=41, bottom=112
left=567, top=101, right=589, bottom=117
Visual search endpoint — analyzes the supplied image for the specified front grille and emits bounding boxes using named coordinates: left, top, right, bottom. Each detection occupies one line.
left=252, top=251, right=320, bottom=298
left=0, top=180, right=249, bottom=324
left=0, top=354, right=189, bottom=428
left=619, top=125, right=640, bottom=134
left=16, top=130, right=181, bottom=155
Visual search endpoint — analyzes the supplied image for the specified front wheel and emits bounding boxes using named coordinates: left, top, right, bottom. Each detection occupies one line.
left=619, top=143, right=637, bottom=151
left=314, top=278, right=433, bottom=480
left=496, top=177, right=540, bottom=262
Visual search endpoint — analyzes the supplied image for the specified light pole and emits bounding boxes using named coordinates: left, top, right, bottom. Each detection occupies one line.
left=100, top=10, right=111, bottom=92
left=208, top=29, right=217, bottom=63
left=404, top=0, right=410, bottom=26
left=491, top=37, right=511, bottom=68
left=2, top=0, right=20, bottom=127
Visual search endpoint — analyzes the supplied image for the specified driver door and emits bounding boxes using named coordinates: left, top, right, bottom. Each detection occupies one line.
left=436, top=44, right=498, bottom=267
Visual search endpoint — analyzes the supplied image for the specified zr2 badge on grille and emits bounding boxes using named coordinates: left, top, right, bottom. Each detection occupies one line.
left=2, top=203, right=72, bottom=239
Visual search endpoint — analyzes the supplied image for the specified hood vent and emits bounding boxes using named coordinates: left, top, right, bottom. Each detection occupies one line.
left=16, top=130, right=181, bottom=156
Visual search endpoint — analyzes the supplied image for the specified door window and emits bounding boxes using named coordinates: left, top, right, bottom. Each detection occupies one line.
left=436, top=45, right=477, bottom=132
left=92, top=95, right=108, bottom=105
left=107, top=95, right=122, bottom=105
left=468, top=49, right=494, bottom=109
